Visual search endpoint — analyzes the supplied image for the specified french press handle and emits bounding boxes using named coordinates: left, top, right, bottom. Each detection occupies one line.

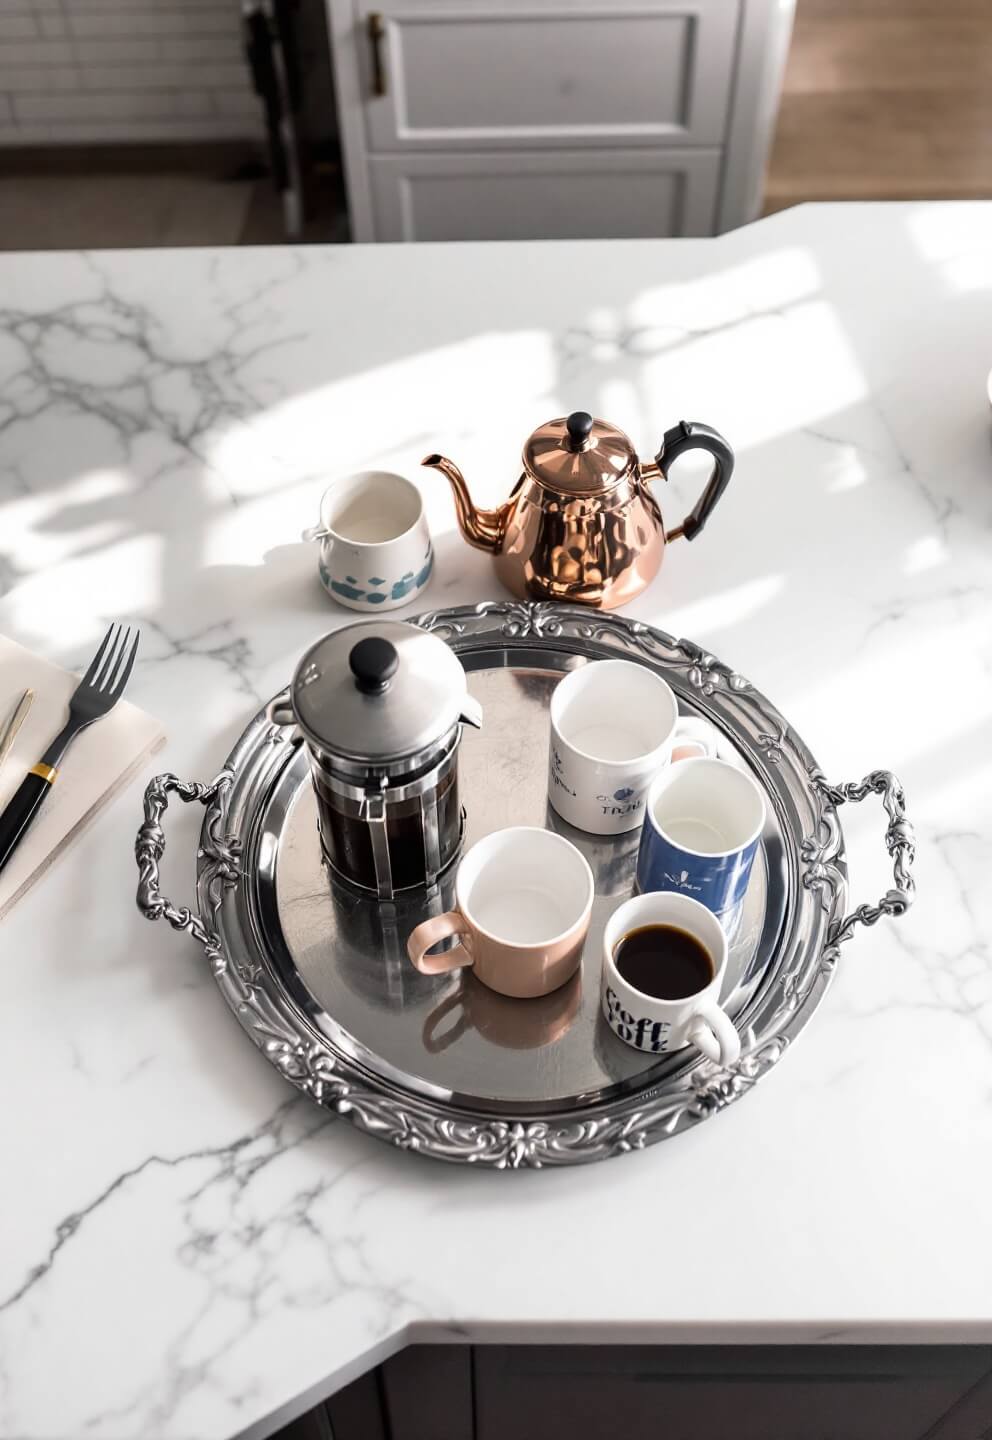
left=655, top=420, right=735, bottom=542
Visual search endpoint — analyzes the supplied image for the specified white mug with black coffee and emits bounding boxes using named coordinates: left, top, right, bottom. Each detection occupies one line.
left=601, top=891, right=740, bottom=1065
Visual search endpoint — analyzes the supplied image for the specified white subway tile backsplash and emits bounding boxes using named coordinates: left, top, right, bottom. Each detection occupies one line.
left=38, top=12, right=66, bottom=37
left=81, top=61, right=249, bottom=92
left=68, top=0, right=233, bottom=7
left=2, top=1, right=258, bottom=143
left=69, top=9, right=238, bottom=39
left=0, top=116, right=263, bottom=145
left=212, top=91, right=261, bottom=119
left=0, top=14, right=38, bottom=37
left=158, top=36, right=245, bottom=62
left=14, top=90, right=213, bottom=122
left=0, top=65, right=80, bottom=92
left=2, top=39, right=74, bottom=63
left=71, top=36, right=244, bottom=64
left=70, top=37, right=167, bottom=63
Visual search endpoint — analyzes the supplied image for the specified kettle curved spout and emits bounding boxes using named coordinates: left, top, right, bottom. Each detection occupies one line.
left=422, top=453, right=506, bottom=554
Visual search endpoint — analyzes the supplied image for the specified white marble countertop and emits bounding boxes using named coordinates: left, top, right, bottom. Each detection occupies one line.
left=1, top=204, right=991, bottom=1440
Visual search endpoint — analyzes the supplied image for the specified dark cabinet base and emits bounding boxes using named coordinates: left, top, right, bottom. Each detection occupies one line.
left=474, top=1346, right=992, bottom=1440
left=273, top=1344, right=992, bottom=1440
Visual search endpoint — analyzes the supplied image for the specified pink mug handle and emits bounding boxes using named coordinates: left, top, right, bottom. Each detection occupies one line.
left=407, top=910, right=475, bottom=976
left=672, top=715, right=720, bottom=764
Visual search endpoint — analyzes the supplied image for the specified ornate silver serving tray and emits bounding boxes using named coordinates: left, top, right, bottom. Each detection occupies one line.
left=136, top=602, right=915, bottom=1168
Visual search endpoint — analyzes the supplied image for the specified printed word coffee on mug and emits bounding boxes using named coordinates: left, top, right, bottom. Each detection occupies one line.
left=601, top=891, right=741, bottom=1066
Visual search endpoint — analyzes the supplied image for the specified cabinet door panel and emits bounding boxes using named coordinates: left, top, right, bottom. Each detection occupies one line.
left=355, top=0, right=738, bottom=151
left=368, top=148, right=720, bottom=240
left=324, top=1370, right=388, bottom=1440
left=474, top=1346, right=992, bottom=1440
left=380, top=1346, right=473, bottom=1440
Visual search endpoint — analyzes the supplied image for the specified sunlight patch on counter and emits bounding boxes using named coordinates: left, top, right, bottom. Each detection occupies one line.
left=635, top=299, right=868, bottom=453
left=2, top=532, right=162, bottom=646
left=905, top=203, right=992, bottom=263
left=206, top=330, right=558, bottom=503
left=903, top=535, right=949, bottom=575
left=822, top=446, right=869, bottom=493
left=626, top=247, right=823, bottom=337
left=660, top=574, right=786, bottom=642
left=1, top=467, right=134, bottom=580
left=905, top=204, right=992, bottom=296
left=779, top=604, right=992, bottom=783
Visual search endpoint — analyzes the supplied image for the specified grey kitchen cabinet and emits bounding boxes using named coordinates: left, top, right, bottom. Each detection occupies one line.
left=367, top=147, right=722, bottom=240
left=351, top=0, right=737, bottom=151
left=319, top=1344, right=992, bottom=1440
left=325, top=0, right=796, bottom=240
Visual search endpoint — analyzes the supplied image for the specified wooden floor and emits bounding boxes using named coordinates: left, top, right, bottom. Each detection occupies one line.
left=764, top=0, right=992, bottom=211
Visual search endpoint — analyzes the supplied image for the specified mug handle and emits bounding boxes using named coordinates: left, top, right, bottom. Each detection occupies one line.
left=407, top=911, right=475, bottom=976
left=672, top=715, right=720, bottom=763
left=687, top=999, right=741, bottom=1066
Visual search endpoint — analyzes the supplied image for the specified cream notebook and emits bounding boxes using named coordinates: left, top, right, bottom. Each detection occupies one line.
left=0, top=635, right=166, bottom=919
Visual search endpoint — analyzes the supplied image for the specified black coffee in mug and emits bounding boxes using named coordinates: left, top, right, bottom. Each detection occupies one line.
left=613, top=924, right=714, bottom=1000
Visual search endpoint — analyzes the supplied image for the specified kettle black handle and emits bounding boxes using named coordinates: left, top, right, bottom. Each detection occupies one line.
left=655, top=420, right=735, bottom=542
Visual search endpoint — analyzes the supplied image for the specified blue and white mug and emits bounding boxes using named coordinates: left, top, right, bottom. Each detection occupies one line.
left=547, top=659, right=718, bottom=836
left=636, top=756, right=765, bottom=917
left=303, top=470, right=433, bottom=612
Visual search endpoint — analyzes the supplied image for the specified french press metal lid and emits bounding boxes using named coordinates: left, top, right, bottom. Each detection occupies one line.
left=287, top=620, right=482, bottom=773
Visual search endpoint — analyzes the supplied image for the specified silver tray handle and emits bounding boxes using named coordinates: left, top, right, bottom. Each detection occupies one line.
left=135, top=770, right=239, bottom=970
left=814, top=769, right=916, bottom=947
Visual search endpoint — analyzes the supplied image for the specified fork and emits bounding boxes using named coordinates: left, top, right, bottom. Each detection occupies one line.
left=0, top=624, right=140, bottom=876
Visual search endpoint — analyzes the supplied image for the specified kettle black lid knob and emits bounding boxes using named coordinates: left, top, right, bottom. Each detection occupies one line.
left=349, top=636, right=399, bottom=694
left=565, top=410, right=594, bottom=451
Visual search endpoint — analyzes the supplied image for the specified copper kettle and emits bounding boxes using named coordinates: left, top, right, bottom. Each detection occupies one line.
left=423, top=411, right=734, bottom=610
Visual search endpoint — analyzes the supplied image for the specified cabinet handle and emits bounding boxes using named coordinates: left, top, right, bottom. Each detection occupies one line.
left=367, top=11, right=387, bottom=97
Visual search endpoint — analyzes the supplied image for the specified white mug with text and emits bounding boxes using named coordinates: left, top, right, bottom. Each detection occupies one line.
left=548, top=659, right=718, bottom=836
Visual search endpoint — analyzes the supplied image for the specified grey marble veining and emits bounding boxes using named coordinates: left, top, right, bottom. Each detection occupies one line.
left=1, top=204, right=992, bottom=1440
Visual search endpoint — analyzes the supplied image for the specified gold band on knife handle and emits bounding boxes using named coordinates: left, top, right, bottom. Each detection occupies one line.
left=29, top=762, right=57, bottom=783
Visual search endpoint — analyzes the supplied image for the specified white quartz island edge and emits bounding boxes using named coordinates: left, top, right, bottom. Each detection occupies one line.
left=1, top=205, right=990, bottom=1440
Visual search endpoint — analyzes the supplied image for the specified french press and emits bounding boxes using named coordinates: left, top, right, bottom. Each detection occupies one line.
left=271, top=621, right=482, bottom=900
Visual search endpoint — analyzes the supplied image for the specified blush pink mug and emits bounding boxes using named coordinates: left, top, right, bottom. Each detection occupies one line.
left=406, top=826, right=594, bottom=999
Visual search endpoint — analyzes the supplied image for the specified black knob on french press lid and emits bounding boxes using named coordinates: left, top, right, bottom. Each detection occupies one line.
left=565, top=410, right=594, bottom=452
left=349, top=636, right=399, bottom=694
